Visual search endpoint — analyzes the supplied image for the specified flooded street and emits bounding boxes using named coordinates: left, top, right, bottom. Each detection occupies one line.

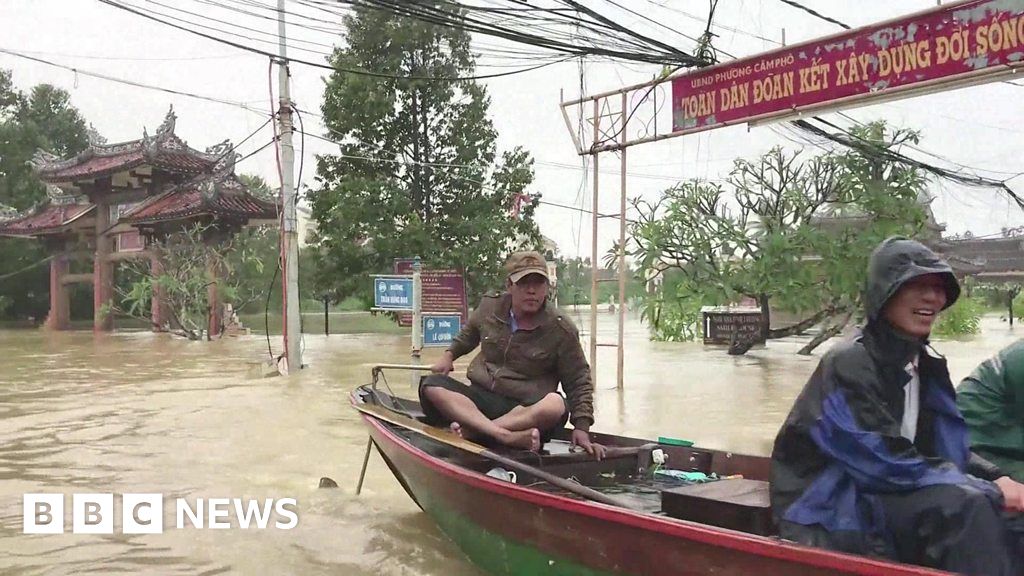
left=1, top=312, right=1021, bottom=575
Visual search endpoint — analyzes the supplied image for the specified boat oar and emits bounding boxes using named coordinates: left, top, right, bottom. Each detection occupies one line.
left=353, top=401, right=641, bottom=510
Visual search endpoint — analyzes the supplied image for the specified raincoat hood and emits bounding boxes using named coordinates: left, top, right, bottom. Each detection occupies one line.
left=864, top=237, right=960, bottom=323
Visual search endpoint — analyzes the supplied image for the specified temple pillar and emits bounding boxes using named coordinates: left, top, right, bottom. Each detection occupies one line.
left=44, top=254, right=70, bottom=330
left=93, top=201, right=114, bottom=332
left=207, top=257, right=222, bottom=339
left=150, top=251, right=168, bottom=332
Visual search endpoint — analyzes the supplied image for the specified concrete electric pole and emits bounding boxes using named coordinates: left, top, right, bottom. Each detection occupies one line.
left=278, top=0, right=301, bottom=373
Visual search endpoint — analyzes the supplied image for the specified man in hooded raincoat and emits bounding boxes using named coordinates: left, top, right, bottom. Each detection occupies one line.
left=959, top=340, right=1024, bottom=481
left=771, top=237, right=1024, bottom=575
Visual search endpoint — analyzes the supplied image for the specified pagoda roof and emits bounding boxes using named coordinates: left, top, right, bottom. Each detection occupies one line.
left=935, top=236, right=1024, bottom=276
left=31, top=106, right=230, bottom=183
left=0, top=202, right=94, bottom=237
left=120, top=173, right=278, bottom=225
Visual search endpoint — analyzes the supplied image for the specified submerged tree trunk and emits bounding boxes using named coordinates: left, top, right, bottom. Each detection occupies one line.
left=766, top=305, right=841, bottom=339
left=758, top=293, right=770, bottom=341
left=798, top=309, right=855, bottom=355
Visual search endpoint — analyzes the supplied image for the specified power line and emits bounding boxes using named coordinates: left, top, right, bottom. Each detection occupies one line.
left=13, top=48, right=254, bottom=62
left=835, top=110, right=1024, bottom=177
left=0, top=47, right=268, bottom=115
left=97, top=0, right=578, bottom=80
left=641, top=0, right=781, bottom=45
left=332, top=0, right=710, bottom=67
left=295, top=126, right=633, bottom=220
left=195, top=0, right=344, bottom=34
left=138, top=0, right=341, bottom=51
left=601, top=0, right=703, bottom=47
left=0, top=255, right=54, bottom=281
left=792, top=117, right=1024, bottom=208
left=113, top=0, right=337, bottom=58
left=772, top=0, right=851, bottom=29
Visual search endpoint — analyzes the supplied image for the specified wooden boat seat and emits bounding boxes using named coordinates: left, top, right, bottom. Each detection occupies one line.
left=660, top=478, right=774, bottom=536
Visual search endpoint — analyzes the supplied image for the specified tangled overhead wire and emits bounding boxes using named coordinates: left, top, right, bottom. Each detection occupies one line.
left=791, top=118, right=1024, bottom=209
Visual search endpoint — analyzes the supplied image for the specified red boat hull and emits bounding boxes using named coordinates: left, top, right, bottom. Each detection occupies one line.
left=358, top=406, right=949, bottom=576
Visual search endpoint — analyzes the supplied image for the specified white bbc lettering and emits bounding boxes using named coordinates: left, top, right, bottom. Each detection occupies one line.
left=72, top=494, right=114, bottom=534
left=24, top=493, right=299, bottom=533
left=176, top=498, right=204, bottom=529
left=208, top=498, right=231, bottom=529
left=123, top=493, right=164, bottom=534
left=23, top=493, right=63, bottom=534
left=274, top=498, right=298, bottom=529
left=234, top=499, right=273, bottom=529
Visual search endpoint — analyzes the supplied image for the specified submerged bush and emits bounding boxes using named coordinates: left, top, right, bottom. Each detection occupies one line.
left=933, top=296, right=983, bottom=336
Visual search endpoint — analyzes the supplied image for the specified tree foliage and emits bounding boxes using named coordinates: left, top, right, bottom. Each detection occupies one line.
left=632, top=121, right=931, bottom=351
left=933, top=296, right=983, bottom=337
left=115, top=223, right=273, bottom=339
left=308, top=6, right=541, bottom=304
left=0, top=69, right=90, bottom=321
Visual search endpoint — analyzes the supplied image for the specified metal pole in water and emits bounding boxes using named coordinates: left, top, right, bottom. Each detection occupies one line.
left=323, top=296, right=329, bottom=336
left=411, top=257, right=423, bottom=387
left=590, top=99, right=600, bottom=387
left=355, top=436, right=373, bottom=495
left=617, top=91, right=627, bottom=390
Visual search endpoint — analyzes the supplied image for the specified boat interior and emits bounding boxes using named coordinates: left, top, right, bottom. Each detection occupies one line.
left=357, top=385, right=776, bottom=537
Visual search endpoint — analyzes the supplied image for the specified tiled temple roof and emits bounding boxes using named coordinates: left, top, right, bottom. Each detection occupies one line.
left=30, top=106, right=229, bottom=183
left=0, top=202, right=94, bottom=236
left=120, top=173, right=278, bottom=224
left=935, top=236, right=1024, bottom=276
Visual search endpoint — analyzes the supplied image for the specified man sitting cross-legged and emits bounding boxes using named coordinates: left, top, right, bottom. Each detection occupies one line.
left=420, top=251, right=605, bottom=458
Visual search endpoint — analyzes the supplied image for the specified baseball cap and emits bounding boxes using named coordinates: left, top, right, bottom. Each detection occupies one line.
left=506, top=251, right=550, bottom=283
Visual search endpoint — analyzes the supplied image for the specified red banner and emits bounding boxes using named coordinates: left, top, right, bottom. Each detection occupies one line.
left=672, top=0, right=1024, bottom=133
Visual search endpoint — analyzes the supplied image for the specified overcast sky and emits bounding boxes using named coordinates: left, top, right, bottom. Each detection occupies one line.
left=3, top=0, right=1022, bottom=258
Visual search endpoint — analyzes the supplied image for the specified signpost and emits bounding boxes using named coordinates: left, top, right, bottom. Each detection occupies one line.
left=373, top=277, right=414, bottom=309
left=376, top=259, right=466, bottom=382
left=394, top=259, right=468, bottom=327
left=422, top=314, right=462, bottom=348
left=372, top=258, right=423, bottom=384
left=700, top=307, right=766, bottom=346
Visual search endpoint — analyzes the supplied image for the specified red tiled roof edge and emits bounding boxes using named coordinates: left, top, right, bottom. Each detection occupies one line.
left=0, top=203, right=95, bottom=236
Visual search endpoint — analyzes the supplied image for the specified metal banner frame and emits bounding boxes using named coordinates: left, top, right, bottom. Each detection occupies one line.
left=558, top=0, right=1024, bottom=389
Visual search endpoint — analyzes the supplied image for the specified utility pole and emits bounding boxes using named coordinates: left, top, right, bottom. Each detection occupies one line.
left=278, top=0, right=301, bottom=373
left=411, top=257, right=423, bottom=386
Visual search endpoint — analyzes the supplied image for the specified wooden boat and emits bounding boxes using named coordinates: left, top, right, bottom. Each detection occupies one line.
left=351, top=366, right=948, bottom=576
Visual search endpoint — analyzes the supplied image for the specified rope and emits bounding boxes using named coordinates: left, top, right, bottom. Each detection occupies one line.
left=0, top=254, right=54, bottom=281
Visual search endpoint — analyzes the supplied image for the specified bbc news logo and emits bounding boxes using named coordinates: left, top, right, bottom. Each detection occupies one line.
left=23, top=493, right=298, bottom=534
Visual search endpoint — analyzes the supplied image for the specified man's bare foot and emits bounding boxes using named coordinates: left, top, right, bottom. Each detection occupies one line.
left=449, top=422, right=464, bottom=438
left=500, top=428, right=541, bottom=451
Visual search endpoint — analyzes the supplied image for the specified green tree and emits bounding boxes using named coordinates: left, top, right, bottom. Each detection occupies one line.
left=308, top=6, right=541, bottom=304
left=238, top=173, right=274, bottom=201
left=114, top=223, right=271, bottom=339
left=632, top=121, right=930, bottom=353
left=235, top=173, right=326, bottom=311
left=0, top=70, right=89, bottom=321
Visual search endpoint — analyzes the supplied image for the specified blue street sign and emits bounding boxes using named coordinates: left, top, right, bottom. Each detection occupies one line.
left=423, top=314, right=462, bottom=347
left=374, top=277, right=413, bottom=309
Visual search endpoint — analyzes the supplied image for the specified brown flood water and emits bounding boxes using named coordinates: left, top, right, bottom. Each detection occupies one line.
left=0, top=312, right=1020, bottom=575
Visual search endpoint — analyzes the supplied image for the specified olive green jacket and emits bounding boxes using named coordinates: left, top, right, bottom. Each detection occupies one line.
left=957, top=339, right=1024, bottom=480
left=447, top=292, right=594, bottom=430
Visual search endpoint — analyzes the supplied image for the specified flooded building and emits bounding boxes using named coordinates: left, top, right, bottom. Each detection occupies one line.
left=0, top=107, right=277, bottom=334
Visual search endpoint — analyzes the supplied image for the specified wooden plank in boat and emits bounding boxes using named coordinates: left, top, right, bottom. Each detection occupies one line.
left=660, top=478, right=774, bottom=536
